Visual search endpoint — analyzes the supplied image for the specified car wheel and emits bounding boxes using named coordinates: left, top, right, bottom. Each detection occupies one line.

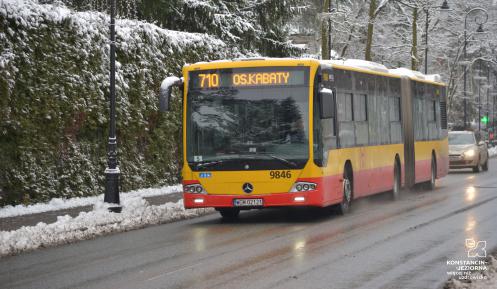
left=472, top=158, right=481, bottom=173
left=482, top=157, right=489, bottom=171
left=218, top=208, right=240, bottom=220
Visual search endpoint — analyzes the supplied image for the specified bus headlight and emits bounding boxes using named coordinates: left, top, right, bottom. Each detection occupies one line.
left=290, top=182, right=317, bottom=192
left=464, top=149, right=475, bottom=158
left=184, top=184, right=207, bottom=194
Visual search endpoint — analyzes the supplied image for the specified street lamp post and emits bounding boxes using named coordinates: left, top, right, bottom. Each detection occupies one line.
left=493, top=91, right=497, bottom=138
left=478, top=58, right=482, bottom=132
left=104, top=0, right=121, bottom=212
left=462, top=7, right=488, bottom=129
left=486, top=65, right=490, bottom=131
left=422, top=0, right=451, bottom=75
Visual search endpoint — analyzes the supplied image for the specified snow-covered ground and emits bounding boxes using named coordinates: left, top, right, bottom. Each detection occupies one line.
left=0, top=196, right=213, bottom=257
left=0, top=185, right=182, bottom=218
left=445, top=255, right=497, bottom=289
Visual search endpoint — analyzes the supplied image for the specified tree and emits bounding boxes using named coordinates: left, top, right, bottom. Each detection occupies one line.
left=365, top=0, right=377, bottom=60
left=321, top=0, right=331, bottom=59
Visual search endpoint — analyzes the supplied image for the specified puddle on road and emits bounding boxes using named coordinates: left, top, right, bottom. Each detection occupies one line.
left=465, top=186, right=476, bottom=202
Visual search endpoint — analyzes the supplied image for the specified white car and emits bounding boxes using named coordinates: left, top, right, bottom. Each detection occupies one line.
left=449, top=131, right=489, bottom=172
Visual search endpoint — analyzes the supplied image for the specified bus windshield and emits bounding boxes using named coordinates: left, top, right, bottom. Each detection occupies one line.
left=186, top=67, right=310, bottom=171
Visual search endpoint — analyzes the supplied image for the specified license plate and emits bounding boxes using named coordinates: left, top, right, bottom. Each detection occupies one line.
left=450, top=156, right=461, bottom=161
left=233, top=199, right=263, bottom=207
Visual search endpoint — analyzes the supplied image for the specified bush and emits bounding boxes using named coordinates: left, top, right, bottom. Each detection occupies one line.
left=0, top=1, right=238, bottom=205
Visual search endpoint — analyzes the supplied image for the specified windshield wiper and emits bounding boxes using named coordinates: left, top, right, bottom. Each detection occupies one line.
left=195, top=160, right=227, bottom=169
left=259, top=154, right=298, bottom=169
left=193, top=154, right=298, bottom=169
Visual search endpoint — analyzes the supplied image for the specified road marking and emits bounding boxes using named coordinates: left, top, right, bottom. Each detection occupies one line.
left=146, top=262, right=203, bottom=281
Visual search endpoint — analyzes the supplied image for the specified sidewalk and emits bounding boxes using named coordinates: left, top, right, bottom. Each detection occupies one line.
left=0, top=193, right=182, bottom=232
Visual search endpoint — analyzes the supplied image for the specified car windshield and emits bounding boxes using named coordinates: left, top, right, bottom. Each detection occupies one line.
left=186, top=67, right=310, bottom=171
left=449, top=133, right=475, bottom=145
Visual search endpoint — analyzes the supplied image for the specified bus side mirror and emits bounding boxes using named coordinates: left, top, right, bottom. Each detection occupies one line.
left=319, top=88, right=335, bottom=119
left=159, top=76, right=183, bottom=112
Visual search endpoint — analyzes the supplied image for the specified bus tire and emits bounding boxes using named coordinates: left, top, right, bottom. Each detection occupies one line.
left=218, top=208, right=240, bottom=220
left=425, top=156, right=437, bottom=190
left=392, top=160, right=401, bottom=200
left=337, top=168, right=353, bottom=215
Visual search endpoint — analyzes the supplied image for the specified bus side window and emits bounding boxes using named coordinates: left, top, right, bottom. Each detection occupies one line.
left=314, top=70, right=337, bottom=167
left=338, top=92, right=355, bottom=148
left=320, top=88, right=335, bottom=119
left=319, top=86, right=337, bottom=150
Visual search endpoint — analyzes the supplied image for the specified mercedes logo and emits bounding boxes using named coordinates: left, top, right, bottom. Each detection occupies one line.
left=242, top=183, right=253, bottom=194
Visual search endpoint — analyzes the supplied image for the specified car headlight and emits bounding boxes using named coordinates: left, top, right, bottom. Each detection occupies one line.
left=183, top=184, right=207, bottom=194
left=290, top=182, right=317, bottom=192
left=464, top=149, right=475, bottom=158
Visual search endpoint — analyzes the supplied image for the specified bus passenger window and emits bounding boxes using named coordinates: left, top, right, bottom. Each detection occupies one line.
left=390, top=97, right=401, bottom=122
left=338, top=93, right=353, bottom=122
left=353, top=94, right=367, bottom=121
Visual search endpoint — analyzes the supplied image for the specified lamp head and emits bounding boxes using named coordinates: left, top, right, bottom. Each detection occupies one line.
left=440, top=0, right=450, bottom=10
left=476, top=24, right=485, bottom=33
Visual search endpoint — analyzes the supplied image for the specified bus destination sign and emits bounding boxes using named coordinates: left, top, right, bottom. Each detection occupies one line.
left=190, top=67, right=307, bottom=90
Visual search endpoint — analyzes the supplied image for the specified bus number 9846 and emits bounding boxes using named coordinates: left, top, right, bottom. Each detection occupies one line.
left=269, top=170, right=291, bottom=179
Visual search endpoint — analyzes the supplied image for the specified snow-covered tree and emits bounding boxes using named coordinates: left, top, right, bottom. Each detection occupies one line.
left=291, top=0, right=497, bottom=125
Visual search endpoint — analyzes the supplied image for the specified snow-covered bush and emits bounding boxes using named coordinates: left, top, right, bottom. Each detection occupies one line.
left=0, top=0, right=238, bottom=205
left=40, top=0, right=305, bottom=57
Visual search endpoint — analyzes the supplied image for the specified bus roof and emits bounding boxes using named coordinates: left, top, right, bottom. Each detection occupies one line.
left=185, top=57, right=446, bottom=86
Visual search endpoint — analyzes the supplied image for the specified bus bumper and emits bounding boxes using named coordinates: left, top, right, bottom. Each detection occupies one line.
left=183, top=190, right=325, bottom=209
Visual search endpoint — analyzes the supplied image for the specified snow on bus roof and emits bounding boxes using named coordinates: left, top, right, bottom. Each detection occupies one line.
left=389, top=68, right=443, bottom=83
left=323, top=59, right=389, bottom=73
left=186, top=58, right=444, bottom=83
left=187, top=57, right=318, bottom=66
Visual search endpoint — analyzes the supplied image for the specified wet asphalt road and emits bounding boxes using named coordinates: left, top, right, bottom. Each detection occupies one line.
left=1, top=159, right=497, bottom=289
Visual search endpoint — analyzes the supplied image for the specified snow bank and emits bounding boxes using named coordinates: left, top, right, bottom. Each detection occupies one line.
left=488, top=147, right=497, bottom=158
left=0, top=197, right=213, bottom=257
left=0, top=185, right=182, bottom=218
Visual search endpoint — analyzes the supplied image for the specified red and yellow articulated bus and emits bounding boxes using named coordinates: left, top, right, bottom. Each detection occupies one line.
left=160, top=58, right=449, bottom=219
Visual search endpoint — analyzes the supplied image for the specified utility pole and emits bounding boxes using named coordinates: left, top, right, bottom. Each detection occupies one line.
left=104, top=0, right=121, bottom=212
